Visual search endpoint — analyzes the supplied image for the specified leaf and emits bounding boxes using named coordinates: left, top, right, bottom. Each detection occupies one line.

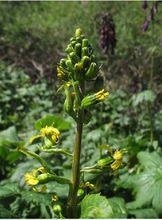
left=126, top=151, right=162, bottom=214
left=0, top=183, right=20, bottom=198
left=108, top=197, right=127, bottom=218
left=0, top=204, right=12, bottom=218
left=21, top=191, right=51, bottom=206
left=132, top=90, right=156, bottom=106
left=129, top=208, right=158, bottom=218
left=80, top=193, right=113, bottom=218
left=0, top=126, right=19, bottom=148
left=34, top=114, right=71, bottom=131
left=137, top=151, right=162, bottom=169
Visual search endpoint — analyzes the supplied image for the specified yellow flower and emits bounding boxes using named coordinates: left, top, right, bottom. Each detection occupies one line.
left=57, top=66, right=64, bottom=79
left=52, top=194, right=58, bottom=202
left=110, top=159, right=122, bottom=170
left=111, top=150, right=123, bottom=171
left=24, top=167, right=46, bottom=186
left=24, top=172, right=39, bottom=186
left=113, top=150, right=122, bottom=160
left=95, top=89, right=109, bottom=101
left=29, top=125, right=60, bottom=145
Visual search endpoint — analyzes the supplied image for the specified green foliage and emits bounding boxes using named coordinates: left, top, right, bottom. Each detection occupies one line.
left=80, top=194, right=113, bottom=218
left=35, top=114, right=71, bottom=131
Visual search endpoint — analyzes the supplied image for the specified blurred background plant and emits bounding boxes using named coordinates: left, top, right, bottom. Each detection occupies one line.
left=0, top=1, right=162, bottom=218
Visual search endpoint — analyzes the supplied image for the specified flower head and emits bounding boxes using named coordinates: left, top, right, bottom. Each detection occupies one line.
left=95, top=89, right=109, bottom=101
left=29, top=125, right=60, bottom=145
left=25, top=169, right=39, bottom=186
left=111, top=150, right=123, bottom=171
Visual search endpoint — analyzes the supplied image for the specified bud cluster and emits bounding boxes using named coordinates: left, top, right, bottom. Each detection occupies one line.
left=99, top=12, right=117, bottom=55
left=57, top=28, right=109, bottom=121
left=57, top=28, right=99, bottom=82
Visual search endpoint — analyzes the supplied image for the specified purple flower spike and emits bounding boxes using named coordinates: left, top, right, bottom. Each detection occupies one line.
left=142, top=21, right=149, bottom=31
left=142, top=0, right=148, bottom=9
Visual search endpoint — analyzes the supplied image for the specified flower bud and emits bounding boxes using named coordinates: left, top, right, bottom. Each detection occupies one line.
left=81, top=89, right=109, bottom=109
left=97, top=157, right=113, bottom=168
left=81, top=56, right=90, bottom=69
left=65, top=45, right=73, bottom=54
left=77, top=188, right=85, bottom=197
left=53, top=204, right=62, bottom=214
left=82, top=47, right=89, bottom=57
left=75, top=28, right=82, bottom=37
left=82, top=38, right=89, bottom=48
left=60, top=58, right=67, bottom=69
left=75, top=43, right=82, bottom=57
left=69, top=52, right=80, bottom=64
left=85, top=62, right=98, bottom=80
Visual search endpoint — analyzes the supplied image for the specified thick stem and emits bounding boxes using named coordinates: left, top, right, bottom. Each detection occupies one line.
left=67, top=81, right=85, bottom=218
left=67, top=110, right=83, bottom=218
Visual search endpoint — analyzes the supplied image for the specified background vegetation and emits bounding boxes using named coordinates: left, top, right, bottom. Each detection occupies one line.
left=0, top=1, right=162, bottom=218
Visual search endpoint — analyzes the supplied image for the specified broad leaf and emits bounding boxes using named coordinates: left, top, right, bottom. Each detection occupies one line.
left=129, top=208, right=158, bottom=218
left=80, top=193, right=113, bottom=218
left=108, top=197, right=127, bottom=218
left=34, top=114, right=71, bottom=131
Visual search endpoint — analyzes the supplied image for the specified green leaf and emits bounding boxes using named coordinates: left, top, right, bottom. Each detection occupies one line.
left=132, top=90, right=156, bottom=106
left=129, top=208, right=158, bottom=218
left=34, top=114, right=71, bottom=131
left=137, top=151, right=162, bottom=169
left=108, top=197, right=127, bottom=218
left=80, top=193, right=113, bottom=218
left=0, top=126, right=19, bottom=148
left=0, top=204, right=12, bottom=218
left=21, top=191, right=51, bottom=206
left=0, top=183, right=20, bottom=198
left=126, top=151, right=162, bottom=214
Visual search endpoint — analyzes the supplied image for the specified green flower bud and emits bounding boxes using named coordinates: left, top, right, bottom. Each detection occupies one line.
left=65, top=45, right=73, bottom=54
left=71, top=41, right=76, bottom=48
left=82, top=38, right=88, bottom=48
left=75, top=43, right=82, bottom=57
left=70, top=37, right=75, bottom=42
left=75, top=28, right=82, bottom=37
left=64, top=83, right=75, bottom=118
left=74, top=63, right=83, bottom=74
left=81, top=56, right=90, bottom=69
left=85, top=62, right=98, bottom=80
left=77, top=188, right=85, bottom=197
left=60, top=59, right=67, bottom=69
left=97, top=157, right=113, bottom=168
left=76, top=37, right=82, bottom=43
left=82, top=47, right=89, bottom=57
left=69, top=52, right=80, bottom=64
left=53, top=204, right=62, bottom=214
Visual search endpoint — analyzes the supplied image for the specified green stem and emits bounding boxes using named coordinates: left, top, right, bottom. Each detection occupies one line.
left=67, top=82, right=84, bottom=218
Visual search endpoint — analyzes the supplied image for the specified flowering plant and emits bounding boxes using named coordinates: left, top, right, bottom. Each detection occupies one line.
left=18, top=28, right=123, bottom=218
